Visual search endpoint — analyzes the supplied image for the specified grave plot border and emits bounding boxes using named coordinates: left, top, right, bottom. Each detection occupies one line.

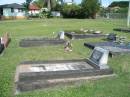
left=19, top=38, right=66, bottom=47
left=84, top=42, right=130, bottom=56
left=65, top=32, right=107, bottom=39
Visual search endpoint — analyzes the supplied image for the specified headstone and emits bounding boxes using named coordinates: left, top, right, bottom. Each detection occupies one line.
left=58, top=31, right=64, bottom=39
left=88, top=47, right=109, bottom=69
left=3, top=32, right=10, bottom=48
left=0, top=32, right=10, bottom=54
left=0, top=39, right=4, bottom=54
left=1, top=37, right=4, bottom=44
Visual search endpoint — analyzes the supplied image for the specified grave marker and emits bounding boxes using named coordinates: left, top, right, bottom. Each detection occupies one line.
left=15, top=47, right=113, bottom=94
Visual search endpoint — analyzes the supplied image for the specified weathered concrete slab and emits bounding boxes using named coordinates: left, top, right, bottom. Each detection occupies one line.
left=15, top=60, right=113, bottom=94
left=14, top=47, right=114, bottom=94
left=113, top=28, right=130, bottom=33
left=19, top=38, right=66, bottom=47
left=84, top=42, right=130, bottom=56
left=65, top=32, right=107, bottom=39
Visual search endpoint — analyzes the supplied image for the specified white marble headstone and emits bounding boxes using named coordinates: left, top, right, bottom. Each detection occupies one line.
left=59, top=31, right=64, bottom=39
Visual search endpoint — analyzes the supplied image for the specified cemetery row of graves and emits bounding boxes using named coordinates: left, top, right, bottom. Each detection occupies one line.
left=0, top=19, right=130, bottom=97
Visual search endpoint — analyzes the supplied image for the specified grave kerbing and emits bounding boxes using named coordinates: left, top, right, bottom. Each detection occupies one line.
left=15, top=47, right=113, bottom=94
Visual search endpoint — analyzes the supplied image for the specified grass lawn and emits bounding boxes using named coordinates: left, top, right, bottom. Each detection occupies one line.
left=0, top=19, right=130, bottom=97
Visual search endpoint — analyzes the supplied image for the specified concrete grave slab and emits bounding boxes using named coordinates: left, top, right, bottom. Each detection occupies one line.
left=19, top=38, right=66, bottom=47
left=113, top=28, right=130, bottom=33
left=84, top=42, right=130, bottom=56
left=14, top=47, right=114, bottom=94
left=65, top=32, right=107, bottom=39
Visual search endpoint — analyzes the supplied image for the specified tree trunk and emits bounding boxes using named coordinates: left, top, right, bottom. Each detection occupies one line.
left=47, top=0, right=51, bottom=11
left=91, top=12, right=96, bottom=19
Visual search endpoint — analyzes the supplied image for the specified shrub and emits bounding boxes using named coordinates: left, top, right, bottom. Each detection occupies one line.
left=52, top=3, right=62, bottom=11
left=39, top=8, right=53, bottom=18
left=81, top=0, right=100, bottom=19
left=116, top=7, right=128, bottom=13
left=61, top=4, right=85, bottom=18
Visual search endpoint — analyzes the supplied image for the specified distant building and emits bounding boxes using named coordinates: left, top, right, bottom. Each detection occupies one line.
left=57, top=0, right=74, bottom=5
left=64, top=0, right=74, bottom=5
left=0, top=3, right=26, bottom=20
left=29, top=4, right=40, bottom=16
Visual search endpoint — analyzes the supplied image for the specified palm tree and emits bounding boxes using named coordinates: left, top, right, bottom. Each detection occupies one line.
left=47, top=0, right=51, bottom=11
left=45, top=0, right=57, bottom=11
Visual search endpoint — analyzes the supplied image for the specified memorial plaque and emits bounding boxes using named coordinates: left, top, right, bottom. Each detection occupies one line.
left=88, top=47, right=109, bottom=69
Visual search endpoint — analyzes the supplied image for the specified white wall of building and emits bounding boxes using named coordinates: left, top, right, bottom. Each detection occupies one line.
left=3, top=8, right=25, bottom=17
left=29, top=10, right=40, bottom=15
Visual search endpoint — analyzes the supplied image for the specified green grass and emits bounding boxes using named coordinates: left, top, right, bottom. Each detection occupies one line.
left=0, top=18, right=130, bottom=97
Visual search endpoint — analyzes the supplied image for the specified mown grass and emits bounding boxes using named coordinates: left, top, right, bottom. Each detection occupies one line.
left=0, top=19, right=130, bottom=97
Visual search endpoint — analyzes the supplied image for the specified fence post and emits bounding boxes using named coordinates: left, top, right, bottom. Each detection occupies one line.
left=127, top=0, right=130, bottom=27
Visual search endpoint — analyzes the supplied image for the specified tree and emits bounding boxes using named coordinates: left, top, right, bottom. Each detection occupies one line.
left=33, top=0, right=45, bottom=8
left=23, top=0, right=33, bottom=18
left=47, top=0, right=51, bottom=11
left=81, top=0, right=100, bottom=19
left=24, top=0, right=33, bottom=11
left=61, top=4, right=81, bottom=18
left=109, top=1, right=129, bottom=8
left=50, top=0, right=57, bottom=10
left=44, top=0, right=57, bottom=11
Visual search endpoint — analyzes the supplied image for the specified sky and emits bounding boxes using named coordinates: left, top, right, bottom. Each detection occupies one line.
left=0, top=0, right=129, bottom=7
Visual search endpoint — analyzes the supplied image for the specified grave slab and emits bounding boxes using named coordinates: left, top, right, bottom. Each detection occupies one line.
left=84, top=42, right=130, bottom=56
left=15, top=47, right=114, bottom=94
left=19, top=38, right=66, bottom=47
left=65, top=32, right=107, bottom=39
left=113, top=28, right=130, bottom=33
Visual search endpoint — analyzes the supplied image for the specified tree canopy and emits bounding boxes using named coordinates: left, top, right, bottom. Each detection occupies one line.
left=109, top=1, right=129, bottom=8
left=81, top=0, right=100, bottom=19
left=33, top=0, right=57, bottom=11
left=24, top=0, right=33, bottom=11
left=33, top=0, right=45, bottom=8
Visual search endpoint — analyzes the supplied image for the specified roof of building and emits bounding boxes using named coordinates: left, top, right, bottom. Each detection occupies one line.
left=29, top=4, right=40, bottom=10
left=0, top=3, right=25, bottom=9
